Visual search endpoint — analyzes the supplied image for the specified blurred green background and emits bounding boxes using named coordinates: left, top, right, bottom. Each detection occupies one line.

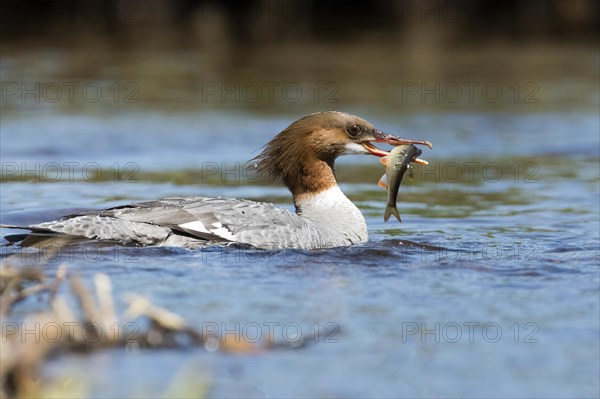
left=1, top=0, right=598, bottom=115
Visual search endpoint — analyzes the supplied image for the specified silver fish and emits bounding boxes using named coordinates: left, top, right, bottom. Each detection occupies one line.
left=378, top=144, right=422, bottom=222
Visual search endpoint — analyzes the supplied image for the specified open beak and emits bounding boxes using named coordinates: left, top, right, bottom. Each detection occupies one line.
left=362, top=130, right=432, bottom=164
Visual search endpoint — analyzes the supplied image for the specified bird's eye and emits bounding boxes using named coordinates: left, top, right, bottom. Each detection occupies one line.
left=347, top=125, right=361, bottom=137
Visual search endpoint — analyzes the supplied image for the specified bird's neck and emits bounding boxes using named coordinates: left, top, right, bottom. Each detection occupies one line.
left=285, top=155, right=338, bottom=207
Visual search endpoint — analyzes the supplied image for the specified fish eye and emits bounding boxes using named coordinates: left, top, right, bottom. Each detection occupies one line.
left=347, top=125, right=361, bottom=137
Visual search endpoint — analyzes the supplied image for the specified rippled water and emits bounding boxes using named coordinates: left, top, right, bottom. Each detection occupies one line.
left=1, top=110, right=599, bottom=398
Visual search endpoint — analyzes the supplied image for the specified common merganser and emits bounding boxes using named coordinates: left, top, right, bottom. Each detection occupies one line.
left=2, top=112, right=432, bottom=249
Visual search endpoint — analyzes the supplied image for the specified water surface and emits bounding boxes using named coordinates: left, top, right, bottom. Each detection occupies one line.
left=1, top=110, right=599, bottom=398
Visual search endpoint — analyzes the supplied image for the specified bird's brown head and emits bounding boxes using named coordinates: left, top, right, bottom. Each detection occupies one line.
left=252, top=111, right=431, bottom=201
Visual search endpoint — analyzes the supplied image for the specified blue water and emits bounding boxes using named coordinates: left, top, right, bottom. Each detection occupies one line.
left=1, top=110, right=599, bottom=398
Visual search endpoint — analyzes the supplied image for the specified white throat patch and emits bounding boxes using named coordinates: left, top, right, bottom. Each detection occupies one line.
left=342, top=142, right=370, bottom=155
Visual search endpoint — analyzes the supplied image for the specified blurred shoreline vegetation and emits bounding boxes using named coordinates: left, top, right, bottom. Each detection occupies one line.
left=1, top=0, right=598, bottom=114
left=1, top=0, right=598, bottom=44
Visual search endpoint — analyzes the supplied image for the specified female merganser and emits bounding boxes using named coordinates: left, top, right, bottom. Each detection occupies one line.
left=2, top=112, right=431, bottom=249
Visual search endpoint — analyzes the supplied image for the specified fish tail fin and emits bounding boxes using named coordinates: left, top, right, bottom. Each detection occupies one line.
left=383, top=206, right=401, bottom=223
